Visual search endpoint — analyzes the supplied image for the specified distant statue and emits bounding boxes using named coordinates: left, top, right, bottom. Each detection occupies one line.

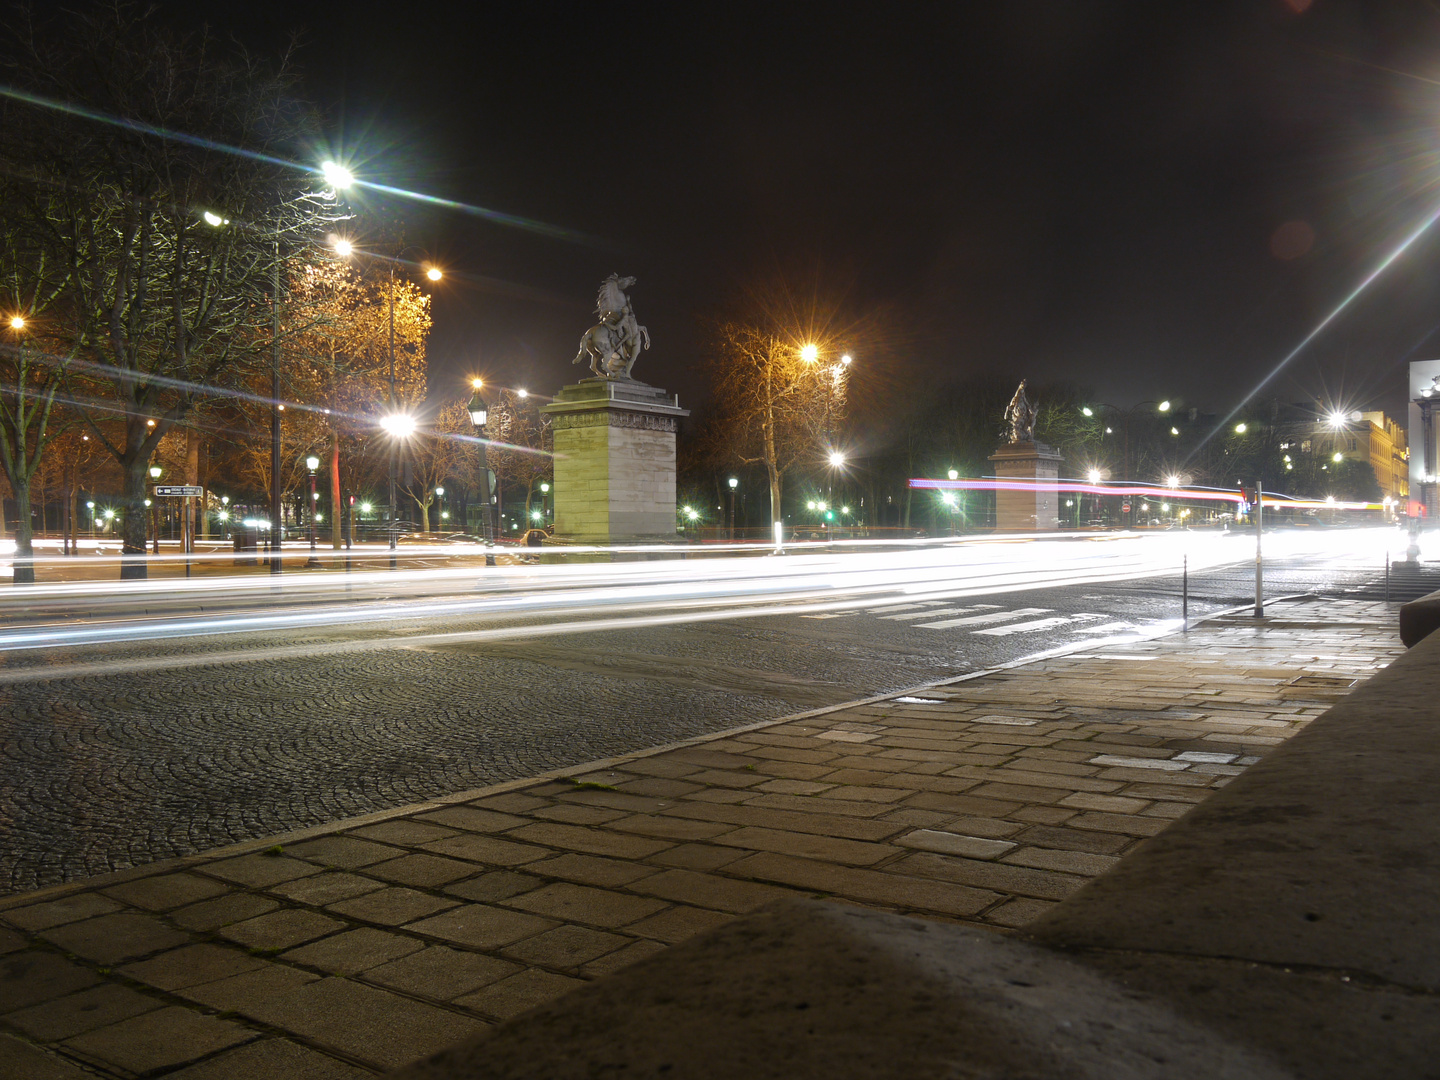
left=573, top=274, right=650, bottom=379
left=1005, top=379, right=1038, bottom=443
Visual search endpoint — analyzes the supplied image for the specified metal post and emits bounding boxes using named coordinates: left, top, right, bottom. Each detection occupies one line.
left=306, top=468, right=320, bottom=568
left=271, top=239, right=283, bottom=576
left=1182, top=553, right=1188, bottom=629
left=1254, top=480, right=1264, bottom=618
left=388, top=266, right=398, bottom=571
left=1385, top=548, right=1391, bottom=602
left=184, top=496, right=192, bottom=579
left=478, top=440, right=496, bottom=568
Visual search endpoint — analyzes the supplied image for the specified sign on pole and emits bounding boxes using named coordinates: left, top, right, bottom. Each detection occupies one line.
left=154, top=485, right=203, bottom=497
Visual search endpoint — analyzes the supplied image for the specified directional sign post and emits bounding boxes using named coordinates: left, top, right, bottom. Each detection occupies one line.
left=153, top=485, right=202, bottom=497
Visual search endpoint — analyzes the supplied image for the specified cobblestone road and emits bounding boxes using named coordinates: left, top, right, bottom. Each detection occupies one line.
left=0, top=556, right=1379, bottom=895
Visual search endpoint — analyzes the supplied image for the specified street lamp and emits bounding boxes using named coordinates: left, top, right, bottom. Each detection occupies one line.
left=305, top=455, right=321, bottom=567
left=800, top=343, right=819, bottom=363
left=333, top=223, right=443, bottom=568
left=727, top=477, right=739, bottom=540
left=148, top=465, right=162, bottom=554
left=466, top=378, right=497, bottom=566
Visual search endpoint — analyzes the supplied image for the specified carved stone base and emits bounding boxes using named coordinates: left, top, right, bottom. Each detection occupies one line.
left=541, top=378, right=690, bottom=542
left=988, top=442, right=1064, bottom=532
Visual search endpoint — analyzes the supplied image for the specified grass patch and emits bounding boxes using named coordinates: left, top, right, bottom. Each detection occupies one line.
left=565, top=778, right=618, bottom=792
left=259, top=845, right=284, bottom=858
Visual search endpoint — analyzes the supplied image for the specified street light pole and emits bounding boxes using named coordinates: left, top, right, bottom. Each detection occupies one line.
left=388, top=264, right=398, bottom=570
left=271, top=239, right=283, bottom=575
left=727, top=477, right=738, bottom=541
left=467, top=380, right=496, bottom=567
left=306, top=456, right=320, bottom=568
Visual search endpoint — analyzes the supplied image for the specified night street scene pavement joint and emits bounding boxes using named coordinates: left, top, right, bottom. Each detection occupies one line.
left=0, top=596, right=1404, bottom=1076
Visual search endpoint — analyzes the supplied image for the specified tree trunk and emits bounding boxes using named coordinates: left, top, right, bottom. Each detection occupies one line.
left=11, top=476, right=34, bottom=584
left=121, top=459, right=149, bottom=578
left=419, top=500, right=430, bottom=533
left=329, top=431, right=342, bottom=549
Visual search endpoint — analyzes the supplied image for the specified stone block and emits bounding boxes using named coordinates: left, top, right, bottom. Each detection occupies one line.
left=240, top=977, right=483, bottom=1071
left=329, top=886, right=458, bottom=926
left=405, top=905, right=556, bottom=951
left=501, top=925, right=631, bottom=969
left=218, top=909, right=346, bottom=951
left=283, top=927, right=426, bottom=975
left=0, top=951, right=100, bottom=1012
left=364, top=946, right=521, bottom=1001
left=62, top=1006, right=253, bottom=1075
left=454, top=969, right=586, bottom=1021
left=3, top=894, right=121, bottom=932
left=103, top=873, right=228, bottom=912
left=6, top=983, right=161, bottom=1041
left=41, top=912, right=191, bottom=965
left=163, top=1037, right=370, bottom=1079
left=503, top=882, right=666, bottom=928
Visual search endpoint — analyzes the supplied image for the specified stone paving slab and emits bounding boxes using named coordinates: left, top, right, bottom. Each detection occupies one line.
left=0, top=598, right=1401, bottom=1076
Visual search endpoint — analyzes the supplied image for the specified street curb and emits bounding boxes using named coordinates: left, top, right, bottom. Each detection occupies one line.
left=0, top=591, right=1329, bottom=912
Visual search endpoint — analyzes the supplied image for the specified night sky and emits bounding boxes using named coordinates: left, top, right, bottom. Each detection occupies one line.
left=149, top=0, right=1440, bottom=422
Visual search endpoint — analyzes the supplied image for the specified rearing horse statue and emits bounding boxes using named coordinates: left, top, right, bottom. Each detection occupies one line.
left=573, top=274, right=650, bottom=379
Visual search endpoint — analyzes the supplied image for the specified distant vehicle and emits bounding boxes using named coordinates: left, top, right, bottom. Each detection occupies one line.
left=521, top=528, right=548, bottom=547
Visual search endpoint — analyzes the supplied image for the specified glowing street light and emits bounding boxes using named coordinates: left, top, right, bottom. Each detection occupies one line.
left=1167, top=475, right=1180, bottom=488
left=947, top=469, right=959, bottom=480
left=321, top=160, right=354, bottom=189
left=1081, top=406, right=1094, bottom=417
left=381, top=413, right=417, bottom=437
left=517, top=389, right=529, bottom=399
left=828, top=451, right=846, bottom=468
left=840, top=354, right=852, bottom=366
left=1332, top=451, right=1344, bottom=463
left=1327, top=411, right=1346, bottom=428
left=332, top=238, right=354, bottom=257
left=1235, top=423, right=1248, bottom=433
left=800, top=343, right=819, bottom=363
left=426, top=266, right=443, bottom=282
left=1158, top=400, right=1171, bottom=412
left=1087, top=469, right=1101, bottom=484
left=8, top=315, right=24, bottom=330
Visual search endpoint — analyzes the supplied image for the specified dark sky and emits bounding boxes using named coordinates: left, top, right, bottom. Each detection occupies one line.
left=152, top=0, right=1440, bottom=422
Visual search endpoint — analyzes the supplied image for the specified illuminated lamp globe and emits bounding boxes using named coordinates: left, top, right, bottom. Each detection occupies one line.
left=1167, top=475, right=1180, bottom=488
left=828, top=451, right=846, bottom=467
left=305, top=456, right=320, bottom=471
left=800, top=343, right=819, bottom=363
left=435, top=486, right=444, bottom=496
left=426, top=266, right=443, bottom=281
left=380, top=413, right=417, bottom=437
left=1087, top=469, right=1101, bottom=484
left=1235, top=423, right=1248, bottom=433
left=321, top=161, right=354, bottom=189
left=9, top=315, right=25, bottom=330
left=517, top=389, right=529, bottom=399
left=333, top=238, right=354, bottom=257
left=728, top=477, right=738, bottom=489
left=149, top=466, right=162, bottom=479
left=947, top=469, right=959, bottom=480
left=1158, top=400, right=1171, bottom=412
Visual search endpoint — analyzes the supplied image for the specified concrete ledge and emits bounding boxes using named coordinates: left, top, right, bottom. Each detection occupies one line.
left=1399, top=586, right=1440, bottom=646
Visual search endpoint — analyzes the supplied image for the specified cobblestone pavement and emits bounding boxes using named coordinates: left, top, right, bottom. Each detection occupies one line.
left=0, top=597, right=1401, bottom=1077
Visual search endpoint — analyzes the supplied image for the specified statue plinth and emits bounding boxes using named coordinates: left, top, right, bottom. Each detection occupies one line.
left=542, top=378, right=689, bottom=543
left=988, top=441, right=1064, bottom=532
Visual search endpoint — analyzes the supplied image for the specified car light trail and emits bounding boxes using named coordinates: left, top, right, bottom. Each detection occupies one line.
left=0, top=529, right=1389, bottom=670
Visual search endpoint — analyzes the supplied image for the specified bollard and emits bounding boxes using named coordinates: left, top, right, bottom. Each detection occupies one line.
left=1182, top=553, right=1188, bottom=630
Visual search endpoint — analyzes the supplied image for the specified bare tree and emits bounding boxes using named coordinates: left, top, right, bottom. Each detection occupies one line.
left=402, top=401, right=474, bottom=532
left=485, top=390, right=552, bottom=530
left=706, top=323, right=847, bottom=525
left=3, top=5, right=342, bottom=577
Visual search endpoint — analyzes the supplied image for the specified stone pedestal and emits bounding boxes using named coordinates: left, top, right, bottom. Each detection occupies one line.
left=988, top=442, right=1063, bottom=531
left=542, top=378, right=689, bottom=542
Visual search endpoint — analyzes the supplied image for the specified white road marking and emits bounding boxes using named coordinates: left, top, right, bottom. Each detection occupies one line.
left=972, top=614, right=1103, bottom=636
left=915, top=607, right=1051, bottom=629
left=1074, top=621, right=1137, bottom=634
left=879, top=605, right=1000, bottom=621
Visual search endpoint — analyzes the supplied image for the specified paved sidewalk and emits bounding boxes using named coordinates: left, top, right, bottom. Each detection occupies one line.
left=0, top=597, right=1402, bottom=1078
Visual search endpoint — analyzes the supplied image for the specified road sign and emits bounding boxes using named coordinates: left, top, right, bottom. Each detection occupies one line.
left=154, top=485, right=202, bottom=497
left=1121, top=501, right=1131, bottom=513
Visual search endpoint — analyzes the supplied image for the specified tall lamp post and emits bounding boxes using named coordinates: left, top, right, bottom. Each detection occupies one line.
left=148, top=465, right=162, bottom=554
left=466, top=380, right=496, bottom=568
left=305, top=455, right=320, bottom=567
left=727, top=477, right=738, bottom=541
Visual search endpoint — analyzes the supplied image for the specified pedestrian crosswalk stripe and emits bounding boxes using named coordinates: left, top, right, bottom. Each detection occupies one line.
left=972, top=614, right=1104, bottom=636
left=1074, top=621, right=1137, bottom=634
left=879, top=604, right=1000, bottom=621
left=914, top=607, right=1051, bottom=629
